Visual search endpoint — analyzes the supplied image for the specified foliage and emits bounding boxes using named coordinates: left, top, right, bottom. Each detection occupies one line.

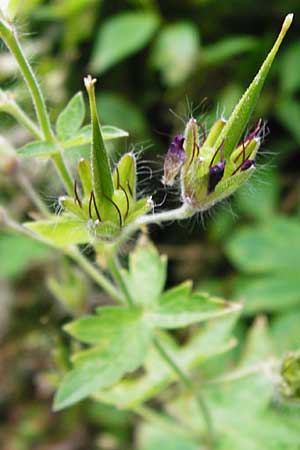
left=1, top=2, right=300, bottom=450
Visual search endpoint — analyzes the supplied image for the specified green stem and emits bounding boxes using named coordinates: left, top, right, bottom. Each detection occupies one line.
left=153, top=336, right=215, bottom=448
left=0, top=16, right=73, bottom=195
left=135, top=405, right=199, bottom=438
left=68, top=247, right=124, bottom=305
left=108, top=254, right=134, bottom=307
left=16, top=169, right=50, bottom=216
left=0, top=97, right=43, bottom=140
left=0, top=207, right=124, bottom=304
left=115, top=204, right=194, bottom=250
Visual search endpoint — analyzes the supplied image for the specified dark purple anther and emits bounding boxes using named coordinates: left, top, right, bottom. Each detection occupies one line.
left=162, top=134, right=186, bottom=186
left=241, top=159, right=256, bottom=171
left=208, top=160, right=226, bottom=193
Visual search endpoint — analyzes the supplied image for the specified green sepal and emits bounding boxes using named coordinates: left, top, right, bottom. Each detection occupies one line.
left=203, top=118, right=227, bottom=148
left=214, top=14, right=293, bottom=158
left=113, top=152, right=137, bottom=201
left=84, top=76, right=114, bottom=203
left=88, top=220, right=120, bottom=240
left=77, top=158, right=92, bottom=198
left=182, top=117, right=199, bottom=173
left=125, top=197, right=153, bottom=224
left=59, top=196, right=86, bottom=219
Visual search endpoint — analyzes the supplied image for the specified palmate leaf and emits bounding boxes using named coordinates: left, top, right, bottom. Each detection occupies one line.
left=122, top=238, right=167, bottom=307
left=95, top=313, right=239, bottom=408
left=149, top=284, right=240, bottom=329
left=168, top=318, right=300, bottom=450
left=54, top=307, right=152, bottom=411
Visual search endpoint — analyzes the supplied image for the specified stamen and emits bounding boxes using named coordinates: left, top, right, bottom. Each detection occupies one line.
left=91, top=191, right=102, bottom=222
left=74, top=180, right=82, bottom=208
left=104, top=195, right=123, bottom=227
left=126, top=180, right=133, bottom=197
left=210, top=140, right=224, bottom=167
left=88, top=192, right=93, bottom=219
left=119, top=184, right=130, bottom=220
left=231, top=149, right=256, bottom=175
left=115, top=166, right=120, bottom=189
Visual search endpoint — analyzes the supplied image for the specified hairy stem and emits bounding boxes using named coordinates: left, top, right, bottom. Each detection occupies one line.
left=0, top=208, right=124, bottom=304
left=0, top=16, right=73, bottom=194
left=16, top=169, right=50, bottom=216
left=153, top=336, right=215, bottom=448
left=0, top=97, right=42, bottom=140
left=67, top=247, right=125, bottom=305
left=108, top=254, right=133, bottom=306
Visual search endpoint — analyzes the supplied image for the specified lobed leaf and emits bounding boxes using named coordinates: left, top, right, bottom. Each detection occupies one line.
left=54, top=309, right=152, bottom=410
left=149, top=290, right=241, bottom=329
left=123, top=238, right=167, bottom=307
left=17, top=140, right=57, bottom=158
left=56, top=92, right=85, bottom=141
left=24, top=216, right=90, bottom=247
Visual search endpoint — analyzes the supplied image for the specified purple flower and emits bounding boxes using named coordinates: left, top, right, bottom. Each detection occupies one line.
left=162, top=134, right=186, bottom=186
left=207, top=160, right=226, bottom=193
left=241, top=159, right=256, bottom=171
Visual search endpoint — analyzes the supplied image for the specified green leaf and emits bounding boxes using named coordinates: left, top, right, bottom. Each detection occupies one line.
left=278, top=42, right=300, bottom=94
left=65, top=307, right=143, bottom=344
left=150, top=22, right=200, bottom=86
left=85, top=76, right=114, bottom=204
left=63, top=124, right=129, bottom=149
left=97, top=92, right=148, bottom=139
left=0, top=233, right=50, bottom=278
left=124, top=238, right=167, bottom=307
left=203, top=36, right=257, bottom=66
left=96, top=313, right=239, bottom=408
left=54, top=309, right=152, bottom=410
left=226, top=217, right=300, bottom=274
left=235, top=168, right=279, bottom=220
left=214, top=14, right=293, bottom=158
left=149, top=286, right=240, bottom=329
left=276, top=96, right=300, bottom=144
left=234, top=273, right=300, bottom=314
left=24, top=216, right=90, bottom=247
left=90, top=12, right=160, bottom=73
left=138, top=423, right=199, bottom=450
left=272, top=309, right=300, bottom=355
left=56, top=92, right=85, bottom=141
left=17, top=140, right=57, bottom=158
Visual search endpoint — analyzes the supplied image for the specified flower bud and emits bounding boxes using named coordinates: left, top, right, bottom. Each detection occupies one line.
left=280, top=352, right=300, bottom=401
left=162, top=134, right=186, bottom=186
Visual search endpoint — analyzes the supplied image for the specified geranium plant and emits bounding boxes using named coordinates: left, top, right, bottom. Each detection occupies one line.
left=0, top=9, right=298, bottom=448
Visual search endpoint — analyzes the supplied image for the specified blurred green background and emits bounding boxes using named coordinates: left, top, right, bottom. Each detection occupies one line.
left=1, top=0, right=300, bottom=448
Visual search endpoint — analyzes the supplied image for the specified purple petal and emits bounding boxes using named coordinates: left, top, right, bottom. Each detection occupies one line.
left=162, top=134, right=186, bottom=185
left=241, top=159, right=256, bottom=171
left=208, top=160, right=226, bottom=193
